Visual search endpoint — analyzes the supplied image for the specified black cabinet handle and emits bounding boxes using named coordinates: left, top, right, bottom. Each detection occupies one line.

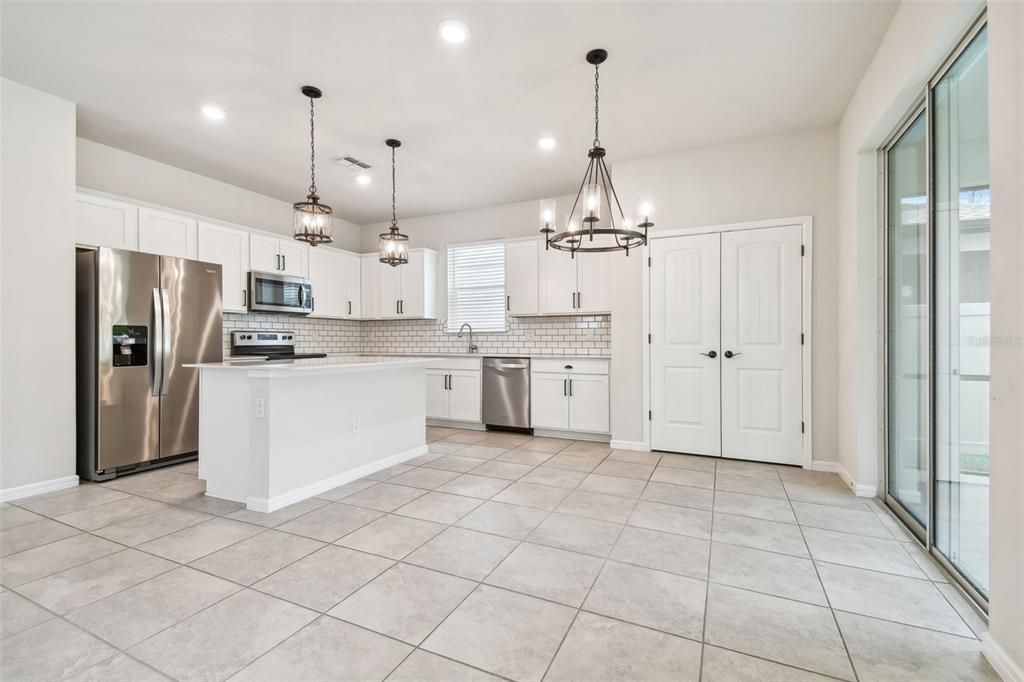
left=507, top=295, right=510, bottom=311
left=569, top=379, right=573, bottom=396
left=564, top=364, right=573, bottom=370
left=700, top=351, right=718, bottom=358
left=563, top=378, right=568, bottom=396
left=723, top=350, right=742, bottom=358
left=577, top=291, right=582, bottom=309
left=242, top=290, right=247, bottom=308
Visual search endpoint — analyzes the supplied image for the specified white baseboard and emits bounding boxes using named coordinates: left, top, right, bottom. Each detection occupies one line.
left=0, top=475, right=79, bottom=503
left=983, top=632, right=1024, bottom=682
left=609, top=439, right=648, bottom=452
left=533, top=428, right=610, bottom=443
left=245, top=444, right=428, bottom=513
left=426, top=418, right=486, bottom=431
left=811, top=460, right=878, bottom=498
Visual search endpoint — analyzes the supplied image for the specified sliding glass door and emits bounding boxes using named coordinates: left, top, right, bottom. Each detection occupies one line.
left=884, top=18, right=988, bottom=605
left=885, top=111, right=929, bottom=533
left=932, top=26, right=989, bottom=598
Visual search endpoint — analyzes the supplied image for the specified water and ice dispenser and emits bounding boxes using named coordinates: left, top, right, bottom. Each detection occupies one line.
left=111, top=325, right=148, bottom=367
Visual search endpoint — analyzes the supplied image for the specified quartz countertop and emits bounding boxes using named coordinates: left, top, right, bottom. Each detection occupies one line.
left=186, top=355, right=430, bottom=376
left=315, top=352, right=610, bottom=362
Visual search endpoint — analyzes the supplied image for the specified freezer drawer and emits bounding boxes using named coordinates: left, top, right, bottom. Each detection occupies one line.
left=482, top=357, right=530, bottom=428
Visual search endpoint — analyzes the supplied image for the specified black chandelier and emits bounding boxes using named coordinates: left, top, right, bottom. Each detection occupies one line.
left=378, top=138, right=409, bottom=266
left=293, top=85, right=334, bottom=246
left=541, top=49, right=653, bottom=256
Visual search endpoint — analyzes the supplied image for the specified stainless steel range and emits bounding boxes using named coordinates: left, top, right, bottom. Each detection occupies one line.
left=230, top=331, right=327, bottom=360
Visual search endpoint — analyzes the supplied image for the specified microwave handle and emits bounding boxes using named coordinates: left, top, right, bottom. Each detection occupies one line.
left=298, top=285, right=306, bottom=309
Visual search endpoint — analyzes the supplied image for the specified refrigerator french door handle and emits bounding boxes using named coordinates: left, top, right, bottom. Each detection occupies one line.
left=159, top=288, right=172, bottom=395
left=151, top=288, right=164, bottom=396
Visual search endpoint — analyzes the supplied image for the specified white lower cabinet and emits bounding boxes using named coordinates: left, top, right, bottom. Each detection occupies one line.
left=531, top=358, right=609, bottom=434
left=425, top=359, right=482, bottom=423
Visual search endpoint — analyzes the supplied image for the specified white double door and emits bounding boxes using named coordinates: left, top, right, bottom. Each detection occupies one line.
left=650, top=225, right=803, bottom=465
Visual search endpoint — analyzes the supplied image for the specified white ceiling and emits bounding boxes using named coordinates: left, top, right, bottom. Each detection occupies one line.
left=2, top=1, right=897, bottom=224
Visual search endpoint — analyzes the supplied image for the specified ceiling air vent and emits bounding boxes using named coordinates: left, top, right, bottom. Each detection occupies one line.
left=337, top=156, right=371, bottom=170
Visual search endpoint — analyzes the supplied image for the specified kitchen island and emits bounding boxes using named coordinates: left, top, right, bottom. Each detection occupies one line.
left=184, top=356, right=429, bottom=512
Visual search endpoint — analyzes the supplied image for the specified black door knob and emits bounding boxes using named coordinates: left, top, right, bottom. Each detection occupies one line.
left=700, top=350, right=718, bottom=359
left=724, top=350, right=742, bottom=358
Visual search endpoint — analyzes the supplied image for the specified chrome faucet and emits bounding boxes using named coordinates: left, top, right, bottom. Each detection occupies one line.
left=458, top=323, right=478, bottom=353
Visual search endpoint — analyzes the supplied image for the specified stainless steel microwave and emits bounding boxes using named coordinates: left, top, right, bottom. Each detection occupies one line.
left=248, top=271, right=313, bottom=314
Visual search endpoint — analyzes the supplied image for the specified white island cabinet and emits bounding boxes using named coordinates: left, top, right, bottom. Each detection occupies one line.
left=186, top=356, right=429, bottom=512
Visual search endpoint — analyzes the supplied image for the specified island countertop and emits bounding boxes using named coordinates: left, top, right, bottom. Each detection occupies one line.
left=184, top=355, right=429, bottom=376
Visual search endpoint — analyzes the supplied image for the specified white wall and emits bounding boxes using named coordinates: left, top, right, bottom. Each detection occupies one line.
left=986, top=0, right=1024, bottom=676
left=77, top=138, right=363, bottom=252
left=835, top=0, right=983, bottom=493
left=1, top=79, right=78, bottom=496
left=610, top=128, right=839, bottom=459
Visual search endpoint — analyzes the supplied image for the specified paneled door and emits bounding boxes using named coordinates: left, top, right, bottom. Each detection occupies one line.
left=650, top=233, right=722, bottom=457
left=720, top=225, right=803, bottom=465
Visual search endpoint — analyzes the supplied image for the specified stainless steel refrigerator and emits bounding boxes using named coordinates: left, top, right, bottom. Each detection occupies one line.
left=76, top=247, right=223, bottom=481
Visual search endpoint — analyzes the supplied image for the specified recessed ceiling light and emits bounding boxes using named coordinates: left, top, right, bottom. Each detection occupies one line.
left=438, top=19, right=469, bottom=44
left=355, top=173, right=372, bottom=186
left=201, top=105, right=226, bottom=121
left=538, top=136, right=557, bottom=150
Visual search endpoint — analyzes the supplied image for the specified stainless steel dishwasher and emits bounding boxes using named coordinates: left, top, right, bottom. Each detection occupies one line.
left=482, top=357, right=531, bottom=429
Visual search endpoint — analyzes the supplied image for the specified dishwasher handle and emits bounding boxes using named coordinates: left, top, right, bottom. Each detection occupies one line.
left=483, top=357, right=530, bottom=370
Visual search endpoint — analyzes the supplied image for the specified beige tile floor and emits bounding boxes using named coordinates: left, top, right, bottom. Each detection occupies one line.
left=0, top=426, right=997, bottom=682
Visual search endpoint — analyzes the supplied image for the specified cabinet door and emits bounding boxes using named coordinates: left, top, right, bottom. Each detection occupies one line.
left=506, top=238, right=540, bottom=315
left=197, top=222, right=250, bottom=313
left=308, top=247, right=344, bottom=317
left=278, top=239, right=309, bottom=278
left=75, top=193, right=139, bottom=250
left=540, top=247, right=578, bottom=314
left=568, top=373, right=610, bottom=434
left=449, top=370, right=482, bottom=422
left=576, top=242, right=611, bottom=313
left=138, top=207, right=197, bottom=259
left=531, top=373, right=570, bottom=430
left=342, top=252, right=361, bottom=317
left=378, top=260, right=403, bottom=318
left=399, top=250, right=424, bottom=317
left=250, top=234, right=280, bottom=272
left=425, top=370, right=450, bottom=419
left=360, top=254, right=380, bottom=318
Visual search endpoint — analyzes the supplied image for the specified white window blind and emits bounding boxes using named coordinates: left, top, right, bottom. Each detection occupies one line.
left=447, top=240, right=506, bottom=333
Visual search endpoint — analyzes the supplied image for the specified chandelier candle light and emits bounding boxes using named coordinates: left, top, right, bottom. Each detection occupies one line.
left=378, top=138, right=409, bottom=266
left=541, top=49, right=653, bottom=256
left=293, top=85, right=334, bottom=246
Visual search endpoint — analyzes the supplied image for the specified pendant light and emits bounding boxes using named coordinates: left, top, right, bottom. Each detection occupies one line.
left=378, top=138, right=409, bottom=266
left=541, top=49, right=653, bottom=256
left=293, top=85, right=334, bottom=246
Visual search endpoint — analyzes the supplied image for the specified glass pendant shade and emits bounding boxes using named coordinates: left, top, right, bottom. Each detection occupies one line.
left=582, top=183, right=602, bottom=223
left=539, top=199, right=557, bottom=234
left=379, top=227, right=409, bottom=267
left=636, top=193, right=655, bottom=227
left=293, top=193, right=334, bottom=245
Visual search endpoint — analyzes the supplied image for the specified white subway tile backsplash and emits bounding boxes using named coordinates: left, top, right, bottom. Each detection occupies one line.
left=222, top=313, right=610, bottom=357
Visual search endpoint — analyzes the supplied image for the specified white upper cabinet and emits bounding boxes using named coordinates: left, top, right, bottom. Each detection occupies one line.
left=540, top=245, right=578, bottom=314
left=249, top=234, right=280, bottom=273
left=361, top=248, right=438, bottom=319
left=138, top=207, right=197, bottom=259
left=343, top=251, right=362, bottom=318
left=575, top=245, right=611, bottom=313
left=75, top=191, right=139, bottom=250
left=506, top=237, right=540, bottom=315
left=539, top=238, right=611, bottom=315
left=197, top=221, right=250, bottom=313
left=249, top=233, right=309, bottom=278
left=308, top=246, right=360, bottom=319
left=278, top=239, right=309, bottom=278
